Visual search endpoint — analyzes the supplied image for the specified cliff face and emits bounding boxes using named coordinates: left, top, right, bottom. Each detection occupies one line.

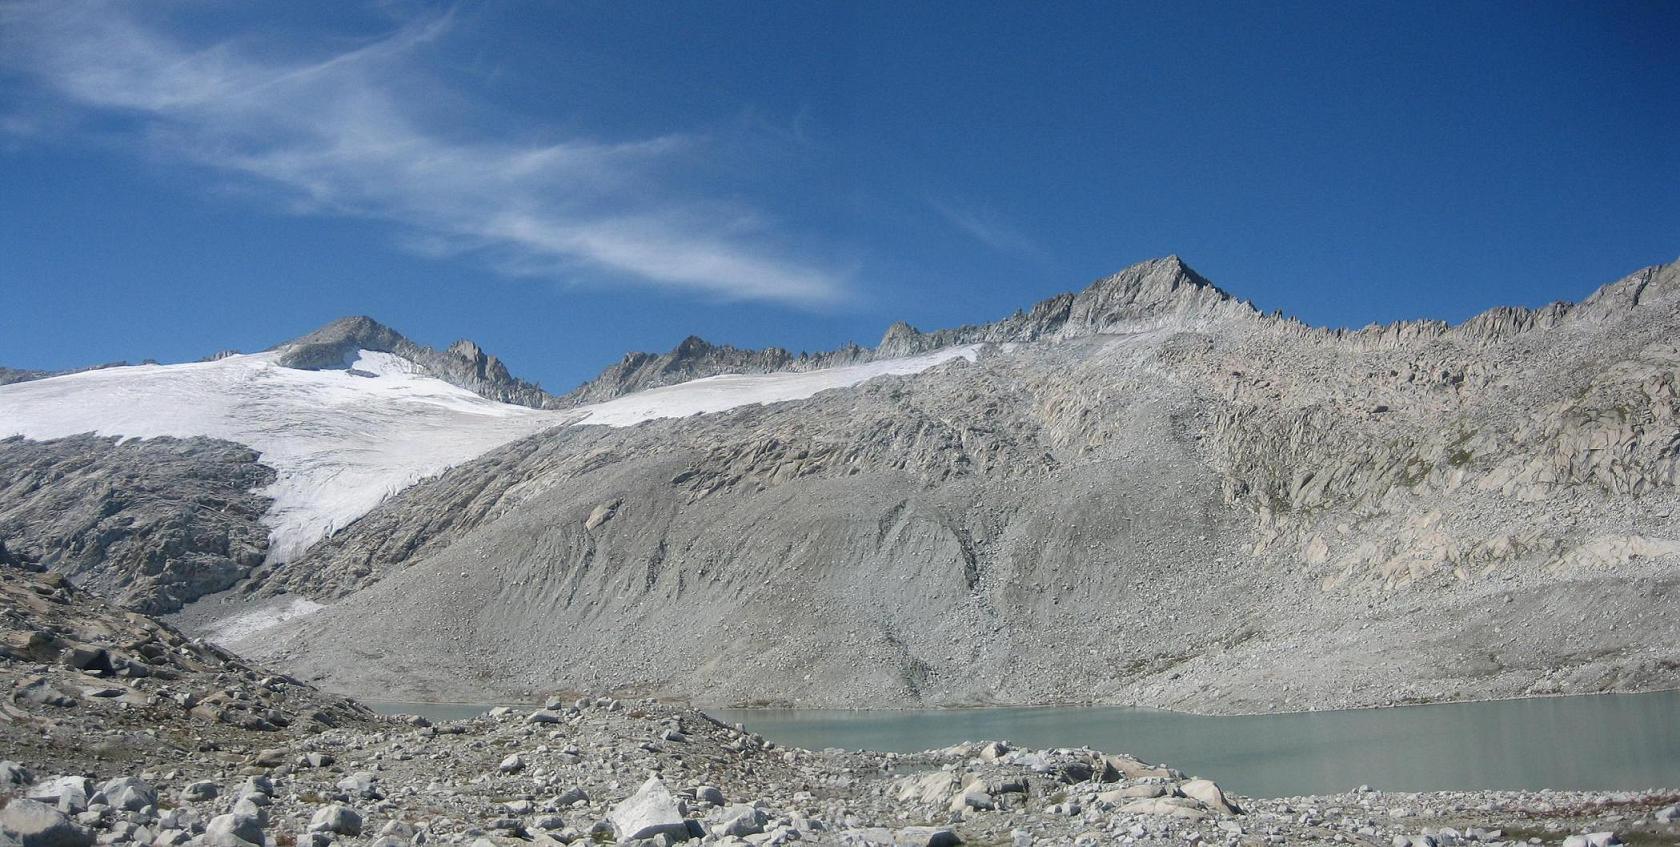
left=0, top=434, right=274, bottom=614
left=202, top=258, right=1680, bottom=713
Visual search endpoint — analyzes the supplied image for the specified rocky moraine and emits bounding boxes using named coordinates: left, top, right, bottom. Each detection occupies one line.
left=3, top=565, right=1678, bottom=847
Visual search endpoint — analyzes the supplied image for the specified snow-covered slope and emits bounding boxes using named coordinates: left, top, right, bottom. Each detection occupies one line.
left=0, top=344, right=982, bottom=561
left=575, top=344, right=980, bottom=427
left=0, top=350, right=561, bottom=561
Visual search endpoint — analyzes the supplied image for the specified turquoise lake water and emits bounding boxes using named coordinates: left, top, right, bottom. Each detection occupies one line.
left=368, top=690, right=1680, bottom=798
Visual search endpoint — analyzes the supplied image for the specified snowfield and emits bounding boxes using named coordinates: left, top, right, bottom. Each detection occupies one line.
left=0, top=350, right=562, bottom=562
left=575, top=344, right=981, bottom=427
left=0, top=344, right=980, bottom=562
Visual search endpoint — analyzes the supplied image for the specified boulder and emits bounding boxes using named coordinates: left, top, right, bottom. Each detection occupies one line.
left=1118, top=797, right=1209, bottom=820
left=177, top=782, right=219, bottom=803
left=1096, top=784, right=1169, bottom=806
left=335, top=771, right=381, bottom=800
left=230, top=797, right=267, bottom=824
left=25, top=778, right=93, bottom=814
left=309, top=805, right=363, bottom=836
left=61, top=646, right=112, bottom=675
left=94, top=777, right=156, bottom=812
left=13, top=679, right=76, bottom=709
left=0, top=799, right=93, bottom=847
left=203, top=814, right=263, bottom=847
left=152, top=829, right=192, bottom=847
left=497, top=754, right=524, bottom=774
left=250, top=749, right=288, bottom=767
left=896, top=771, right=960, bottom=805
left=607, top=777, right=689, bottom=842
left=1178, top=778, right=1241, bottom=814
left=526, top=710, right=563, bottom=724
left=236, top=776, right=273, bottom=802
left=894, top=826, right=962, bottom=847
left=948, top=790, right=993, bottom=812
left=708, top=805, right=765, bottom=838
left=550, top=786, right=589, bottom=807
left=0, top=762, right=32, bottom=788
left=1104, top=754, right=1178, bottom=781
left=978, top=741, right=1010, bottom=761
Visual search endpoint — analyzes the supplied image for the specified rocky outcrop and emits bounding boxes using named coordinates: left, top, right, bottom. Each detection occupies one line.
left=272, top=316, right=563, bottom=409
left=0, top=362, right=136, bottom=387
left=0, top=435, right=274, bottom=614
left=0, top=367, right=53, bottom=386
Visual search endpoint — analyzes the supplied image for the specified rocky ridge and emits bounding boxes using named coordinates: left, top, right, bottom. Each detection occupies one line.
left=557, top=257, right=1252, bottom=404
left=3, top=256, right=1678, bottom=714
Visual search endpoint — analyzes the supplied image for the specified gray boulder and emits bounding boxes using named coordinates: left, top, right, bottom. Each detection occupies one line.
left=309, top=805, right=362, bottom=836
left=894, top=827, right=962, bottom=847
left=0, top=762, right=32, bottom=788
left=203, top=814, right=263, bottom=847
left=177, top=782, right=219, bottom=803
left=708, top=805, right=765, bottom=838
left=25, top=778, right=93, bottom=814
left=549, top=786, right=589, bottom=807
left=0, top=799, right=94, bottom=847
left=94, top=777, right=156, bottom=812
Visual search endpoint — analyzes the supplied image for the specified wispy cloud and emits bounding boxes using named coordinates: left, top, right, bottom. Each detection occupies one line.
left=927, top=197, right=1042, bottom=260
left=0, top=2, right=849, bottom=306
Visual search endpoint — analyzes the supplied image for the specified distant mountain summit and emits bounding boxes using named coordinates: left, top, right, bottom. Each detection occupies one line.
left=272, top=315, right=565, bottom=409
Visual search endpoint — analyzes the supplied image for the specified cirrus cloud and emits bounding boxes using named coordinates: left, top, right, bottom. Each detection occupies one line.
left=0, top=1, right=851, bottom=307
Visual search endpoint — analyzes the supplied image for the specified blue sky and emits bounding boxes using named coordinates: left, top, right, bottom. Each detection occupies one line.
left=2, top=1, right=1676, bottom=393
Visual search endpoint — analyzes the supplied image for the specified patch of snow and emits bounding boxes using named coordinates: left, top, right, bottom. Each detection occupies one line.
left=0, top=343, right=983, bottom=561
left=574, top=344, right=981, bottom=427
left=347, top=349, right=424, bottom=377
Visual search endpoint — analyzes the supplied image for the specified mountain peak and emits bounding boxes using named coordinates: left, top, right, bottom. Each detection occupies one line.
left=272, top=316, right=560, bottom=409
left=274, top=316, right=407, bottom=370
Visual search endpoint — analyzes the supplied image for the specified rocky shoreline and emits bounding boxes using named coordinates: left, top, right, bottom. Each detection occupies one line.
left=4, top=693, right=1679, bottom=847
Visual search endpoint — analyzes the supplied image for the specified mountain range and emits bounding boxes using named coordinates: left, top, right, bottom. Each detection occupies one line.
left=2, top=255, right=1676, bottom=713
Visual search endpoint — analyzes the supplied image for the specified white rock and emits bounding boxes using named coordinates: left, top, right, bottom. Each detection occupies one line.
left=607, top=777, right=689, bottom=842
left=1178, top=778, right=1241, bottom=815
left=202, top=814, right=263, bottom=847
